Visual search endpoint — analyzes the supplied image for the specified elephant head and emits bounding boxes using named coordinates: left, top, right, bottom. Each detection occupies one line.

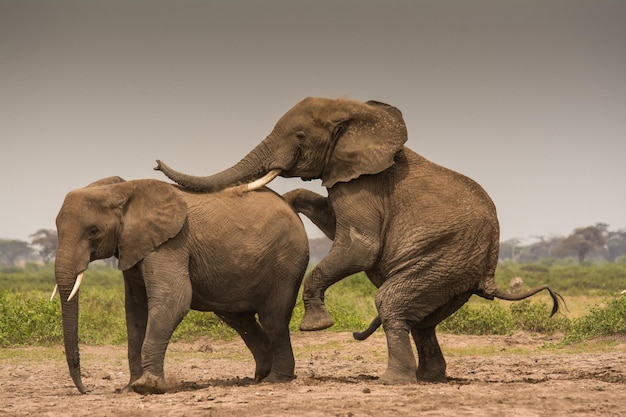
left=53, top=177, right=187, bottom=393
left=155, top=97, right=408, bottom=191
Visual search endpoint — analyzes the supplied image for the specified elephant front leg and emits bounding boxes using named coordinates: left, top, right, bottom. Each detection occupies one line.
left=131, top=263, right=193, bottom=394
left=132, top=307, right=190, bottom=394
left=282, top=189, right=336, bottom=240
left=300, top=267, right=337, bottom=331
left=301, top=242, right=379, bottom=331
left=300, top=223, right=382, bottom=331
left=121, top=268, right=148, bottom=393
left=285, top=189, right=339, bottom=331
left=297, top=191, right=381, bottom=331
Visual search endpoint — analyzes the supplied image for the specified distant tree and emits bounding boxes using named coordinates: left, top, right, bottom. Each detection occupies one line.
left=500, top=236, right=563, bottom=262
left=30, top=229, right=58, bottom=264
left=555, top=223, right=608, bottom=263
left=0, top=239, right=34, bottom=267
left=524, top=235, right=563, bottom=262
left=605, top=229, right=626, bottom=262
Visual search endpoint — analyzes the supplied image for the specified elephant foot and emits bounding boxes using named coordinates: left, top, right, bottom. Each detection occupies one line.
left=118, top=383, right=135, bottom=394
left=378, top=369, right=417, bottom=385
left=299, top=306, right=334, bottom=331
left=254, top=367, right=272, bottom=383
left=262, top=371, right=295, bottom=383
left=131, top=372, right=168, bottom=395
left=416, top=368, right=447, bottom=383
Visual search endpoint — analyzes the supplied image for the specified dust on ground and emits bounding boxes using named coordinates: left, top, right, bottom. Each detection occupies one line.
left=1, top=331, right=624, bottom=417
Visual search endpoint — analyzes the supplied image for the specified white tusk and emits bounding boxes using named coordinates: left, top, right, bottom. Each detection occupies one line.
left=50, top=285, right=58, bottom=302
left=67, top=272, right=84, bottom=302
left=244, top=169, right=281, bottom=192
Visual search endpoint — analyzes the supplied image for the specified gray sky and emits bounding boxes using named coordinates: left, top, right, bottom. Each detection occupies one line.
left=1, top=0, right=625, bottom=244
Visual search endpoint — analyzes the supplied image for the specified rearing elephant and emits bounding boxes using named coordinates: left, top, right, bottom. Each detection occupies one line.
left=155, top=97, right=562, bottom=384
left=53, top=176, right=309, bottom=394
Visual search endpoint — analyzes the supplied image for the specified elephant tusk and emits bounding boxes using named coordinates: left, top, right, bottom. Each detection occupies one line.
left=242, top=169, right=281, bottom=192
left=67, top=272, right=84, bottom=302
left=50, top=285, right=58, bottom=301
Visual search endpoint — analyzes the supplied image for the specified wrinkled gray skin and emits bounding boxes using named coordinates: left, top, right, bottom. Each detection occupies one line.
left=54, top=177, right=308, bottom=394
left=155, top=97, right=561, bottom=384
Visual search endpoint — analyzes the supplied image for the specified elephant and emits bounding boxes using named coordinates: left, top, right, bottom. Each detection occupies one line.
left=154, top=97, right=562, bottom=384
left=52, top=176, right=309, bottom=394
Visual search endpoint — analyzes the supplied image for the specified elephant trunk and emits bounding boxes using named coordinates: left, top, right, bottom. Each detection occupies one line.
left=54, top=250, right=88, bottom=394
left=155, top=134, right=292, bottom=192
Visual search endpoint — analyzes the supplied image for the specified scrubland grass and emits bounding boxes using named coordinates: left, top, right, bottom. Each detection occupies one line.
left=562, top=296, right=626, bottom=344
left=439, top=299, right=572, bottom=335
left=0, top=346, right=66, bottom=365
left=1, top=261, right=624, bottom=347
left=495, top=259, right=626, bottom=296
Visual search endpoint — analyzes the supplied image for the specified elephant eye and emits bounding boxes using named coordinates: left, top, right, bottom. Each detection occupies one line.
left=88, top=226, right=100, bottom=239
left=295, top=131, right=306, bottom=140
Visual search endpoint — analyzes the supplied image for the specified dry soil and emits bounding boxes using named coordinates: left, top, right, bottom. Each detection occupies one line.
left=1, top=331, right=625, bottom=417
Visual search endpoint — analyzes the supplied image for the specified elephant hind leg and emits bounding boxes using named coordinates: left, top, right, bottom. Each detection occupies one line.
left=217, top=312, right=272, bottom=382
left=412, top=326, right=446, bottom=382
left=378, top=320, right=418, bottom=384
left=257, top=310, right=296, bottom=382
left=412, top=291, right=473, bottom=382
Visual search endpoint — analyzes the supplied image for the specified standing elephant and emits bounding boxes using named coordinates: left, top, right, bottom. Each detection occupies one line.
left=52, top=176, right=309, bottom=394
left=155, top=97, right=561, bottom=384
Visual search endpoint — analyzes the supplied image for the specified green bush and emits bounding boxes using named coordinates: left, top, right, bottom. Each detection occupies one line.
left=510, top=300, right=571, bottom=334
left=495, top=260, right=626, bottom=296
left=562, top=296, right=626, bottom=344
left=439, top=303, right=514, bottom=335
left=77, top=288, right=126, bottom=345
left=0, top=263, right=124, bottom=293
left=0, top=263, right=56, bottom=293
left=439, top=299, right=572, bottom=336
left=0, top=264, right=623, bottom=347
left=0, top=291, right=63, bottom=346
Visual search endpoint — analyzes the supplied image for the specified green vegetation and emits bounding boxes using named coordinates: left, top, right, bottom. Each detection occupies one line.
left=1, top=261, right=624, bottom=347
left=562, top=296, right=626, bottom=344
left=439, top=300, right=572, bottom=335
left=495, top=259, right=626, bottom=296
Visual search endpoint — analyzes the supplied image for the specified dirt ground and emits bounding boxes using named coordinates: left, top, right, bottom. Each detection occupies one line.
left=1, top=331, right=624, bottom=417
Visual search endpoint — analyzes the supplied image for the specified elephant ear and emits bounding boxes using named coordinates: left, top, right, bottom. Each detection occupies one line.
left=322, top=100, right=408, bottom=188
left=114, top=180, right=187, bottom=271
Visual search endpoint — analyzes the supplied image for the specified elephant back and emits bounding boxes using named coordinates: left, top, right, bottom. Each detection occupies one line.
left=181, top=187, right=309, bottom=277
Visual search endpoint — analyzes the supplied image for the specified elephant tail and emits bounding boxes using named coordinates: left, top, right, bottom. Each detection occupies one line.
left=478, top=278, right=566, bottom=317
left=353, top=315, right=382, bottom=341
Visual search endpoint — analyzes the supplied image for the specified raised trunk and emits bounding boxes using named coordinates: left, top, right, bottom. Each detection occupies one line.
left=54, top=249, right=88, bottom=394
left=154, top=139, right=272, bottom=192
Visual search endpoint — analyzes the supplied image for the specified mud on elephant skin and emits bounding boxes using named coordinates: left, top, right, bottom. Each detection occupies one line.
left=155, top=97, right=563, bottom=385
left=52, top=176, right=309, bottom=394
